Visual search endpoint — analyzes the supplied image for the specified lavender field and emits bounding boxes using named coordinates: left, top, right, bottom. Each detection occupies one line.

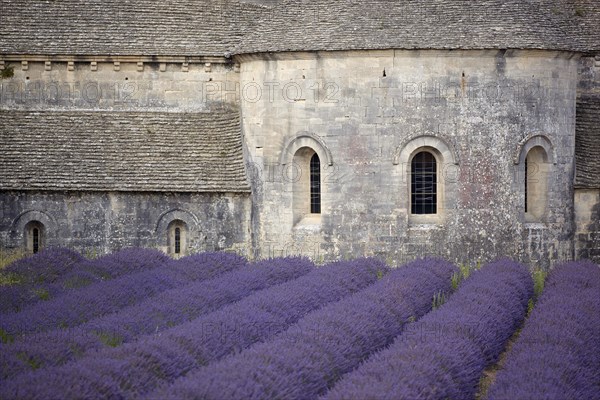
left=0, top=249, right=598, bottom=400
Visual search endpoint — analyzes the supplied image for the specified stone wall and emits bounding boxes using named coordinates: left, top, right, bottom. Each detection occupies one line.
left=573, top=56, right=600, bottom=263
left=0, top=57, right=240, bottom=111
left=0, top=191, right=251, bottom=257
left=0, top=57, right=252, bottom=259
left=239, top=49, right=578, bottom=267
left=1, top=50, right=591, bottom=266
left=574, top=189, right=600, bottom=263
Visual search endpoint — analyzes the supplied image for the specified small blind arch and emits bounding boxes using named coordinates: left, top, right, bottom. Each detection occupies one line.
left=524, top=146, right=549, bottom=220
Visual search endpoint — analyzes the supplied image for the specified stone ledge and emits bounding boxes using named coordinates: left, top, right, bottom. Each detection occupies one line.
left=293, top=215, right=322, bottom=231
left=0, top=55, right=230, bottom=64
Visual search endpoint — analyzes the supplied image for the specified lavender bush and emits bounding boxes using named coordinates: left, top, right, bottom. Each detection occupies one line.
left=0, top=251, right=246, bottom=339
left=0, top=258, right=389, bottom=399
left=1, top=248, right=85, bottom=284
left=155, top=258, right=457, bottom=400
left=486, top=260, right=600, bottom=400
left=322, top=259, right=532, bottom=400
left=0, top=248, right=89, bottom=313
left=85, top=248, right=171, bottom=277
left=0, top=257, right=313, bottom=378
left=0, top=248, right=172, bottom=314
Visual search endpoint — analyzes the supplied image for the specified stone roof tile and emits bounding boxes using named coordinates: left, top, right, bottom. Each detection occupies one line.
left=1, top=1, right=598, bottom=56
left=235, top=0, right=600, bottom=54
left=575, top=95, right=600, bottom=188
left=0, top=110, right=250, bottom=192
left=0, top=0, right=266, bottom=56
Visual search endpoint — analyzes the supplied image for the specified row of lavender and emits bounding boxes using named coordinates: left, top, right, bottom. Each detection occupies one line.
left=157, top=258, right=458, bottom=400
left=0, top=258, right=390, bottom=398
left=0, top=256, right=314, bottom=379
left=322, top=259, right=533, bottom=399
left=2, top=250, right=597, bottom=399
left=322, top=260, right=599, bottom=400
left=486, top=260, right=600, bottom=399
left=0, top=248, right=171, bottom=314
left=0, top=251, right=249, bottom=339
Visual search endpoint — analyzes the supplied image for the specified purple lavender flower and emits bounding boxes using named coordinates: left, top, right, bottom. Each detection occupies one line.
left=0, top=248, right=89, bottom=313
left=2, top=248, right=86, bottom=284
left=152, top=258, right=457, bottom=400
left=486, top=260, right=600, bottom=400
left=0, top=258, right=389, bottom=399
left=321, top=259, right=533, bottom=400
left=0, top=251, right=245, bottom=338
left=0, top=248, right=173, bottom=314
left=1, top=256, right=312, bottom=378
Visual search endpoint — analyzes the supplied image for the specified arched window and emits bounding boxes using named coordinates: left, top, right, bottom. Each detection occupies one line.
left=174, top=227, right=181, bottom=254
left=33, top=228, right=40, bottom=253
left=167, top=220, right=187, bottom=257
left=411, top=151, right=437, bottom=214
left=524, top=146, right=548, bottom=221
left=293, top=147, right=322, bottom=225
left=395, top=136, right=457, bottom=224
left=310, top=153, right=321, bottom=214
left=24, top=221, right=44, bottom=254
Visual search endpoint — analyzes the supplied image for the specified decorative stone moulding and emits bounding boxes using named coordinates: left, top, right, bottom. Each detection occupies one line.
left=45, top=61, right=52, bottom=71
left=67, top=61, right=75, bottom=71
left=205, top=62, right=211, bottom=72
left=90, top=61, right=98, bottom=71
left=159, top=62, right=167, bottom=72
left=182, top=62, right=189, bottom=72
left=113, top=61, right=121, bottom=71
left=21, top=61, right=28, bottom=71
left=513, top=134, right=556, bottom=165
left=0, top=60, right=5, bottom=70
left=234, top=63, right=240, bottom=73
left=137, top=61, right=144, bottom=72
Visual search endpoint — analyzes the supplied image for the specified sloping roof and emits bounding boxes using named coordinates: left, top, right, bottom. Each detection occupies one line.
left=0, top=110, right=250, bottom=192
left=235, top=0, right=600, bottom=54
left=575, top=95, right=600, bottom=189
left=1, top=1, right=598, bottom=57
left=0, top=0, right=266, bottom=56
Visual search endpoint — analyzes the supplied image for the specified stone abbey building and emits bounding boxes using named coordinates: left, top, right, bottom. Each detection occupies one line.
left=1, top=0, right=598, bottom=266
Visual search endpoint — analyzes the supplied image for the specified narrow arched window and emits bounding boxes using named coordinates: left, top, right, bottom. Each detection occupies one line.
left=310, top=153, right=321, bottom=214
left=32, top=228, right=40, bottom=254
left=167, top=220, right=187, bottom=257
left=524, top=157, right=528, bottom=213
left=293, top=147, right=322, bottom=225
left=174, top=227, right=181, bottom=254
left=411, top=151, right=437, bottom=214
left=24, top=221, right=44, bottom=254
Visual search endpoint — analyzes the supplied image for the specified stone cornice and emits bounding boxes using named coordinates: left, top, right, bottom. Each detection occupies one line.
left=0, top=55, right=231, bottom=64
